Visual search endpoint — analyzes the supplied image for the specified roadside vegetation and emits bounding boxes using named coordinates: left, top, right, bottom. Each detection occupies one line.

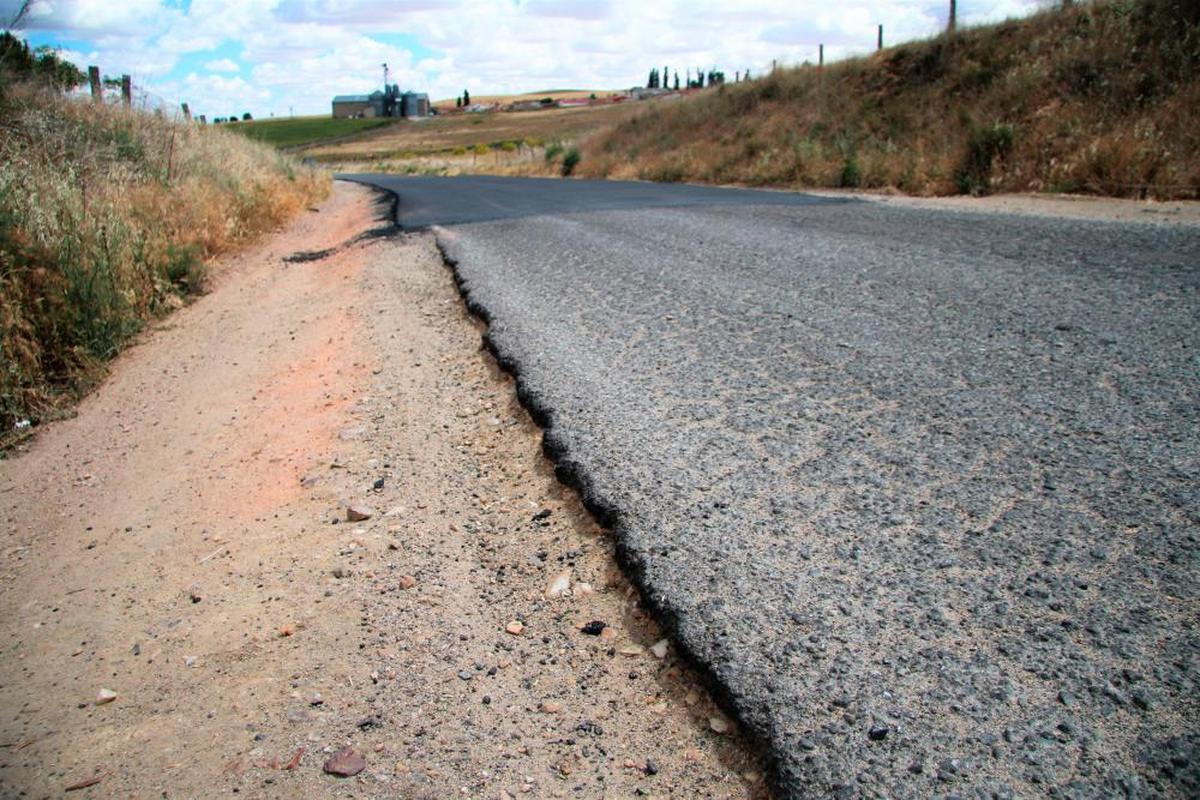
left=580, top=0, right=1199, bottom=198
left=0, top=35, right=329, bottom=440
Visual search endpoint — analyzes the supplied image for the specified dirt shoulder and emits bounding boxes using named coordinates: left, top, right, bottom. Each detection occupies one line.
left=0, top=183, right=764, bottom=798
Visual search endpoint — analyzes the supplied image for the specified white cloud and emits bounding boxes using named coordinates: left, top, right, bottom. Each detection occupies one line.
left=204, top=58, right=241, bottom=72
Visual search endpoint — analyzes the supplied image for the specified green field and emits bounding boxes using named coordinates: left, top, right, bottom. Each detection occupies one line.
left=226, top=116, right=394, bottom=148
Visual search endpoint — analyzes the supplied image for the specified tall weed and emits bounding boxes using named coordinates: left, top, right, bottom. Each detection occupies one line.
left=0, top=81, right=329, bottom=433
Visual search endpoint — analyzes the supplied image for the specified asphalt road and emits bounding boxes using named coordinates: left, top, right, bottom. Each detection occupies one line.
left=350, top=174, right=1200, bottom=799
left=340, top=173, right=847, bottom=228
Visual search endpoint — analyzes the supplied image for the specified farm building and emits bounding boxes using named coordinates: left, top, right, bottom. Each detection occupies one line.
left=332, top=86, right=430, bottom=119
left=332, top=94, right=376, bottom=118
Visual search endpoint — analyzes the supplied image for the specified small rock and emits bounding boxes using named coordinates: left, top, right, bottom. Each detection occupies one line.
left=346, top=505, right=374, bottom=522
left=580, top=621, right=606, bottom=636
left=574, top=582, right=594, bottom=597
left=618, top=644, right=644, bottom=657
left=644, top=758, right=659, bottom=775
left=279, top=624, right=295, bottom=637
left=532, top=509, right=552, bottom=521
left=868, top=725, right=889, bottom=741
left=546, top=570, right=571, bottom=598
left=323, top=747, right=366, bottom=777
left=709, top=715, right=730, bottom=734
left=372, top=477, right=385, bottom=491
left=599, top=627, right=618, bottom=641
left=505, top=621, right=525, bottom=635
left=184, top=656, right=197, bottom=668
left=650, top=639, right=669, bottom=659
left=95, top=688, right=117, bottom=705
left=309, top=693, right=324, bottom=706
left=398, top=575, right=416, bottom=590
left=540, top=701, right=562, bottom=713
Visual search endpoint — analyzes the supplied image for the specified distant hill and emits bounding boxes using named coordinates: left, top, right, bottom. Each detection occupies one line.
left=578, top=0, right=1199, bottom=198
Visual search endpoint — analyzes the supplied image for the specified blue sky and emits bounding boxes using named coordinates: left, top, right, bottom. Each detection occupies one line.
left=4, top=0, right=1046, bottom=118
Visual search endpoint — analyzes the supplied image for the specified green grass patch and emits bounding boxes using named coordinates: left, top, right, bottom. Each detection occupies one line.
left=229, top=116, right=394, bottom=148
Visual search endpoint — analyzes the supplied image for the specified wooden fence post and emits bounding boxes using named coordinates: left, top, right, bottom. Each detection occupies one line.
left=121, top=75, right=131, bottom=107
left=819, top=44, right=824, bottom=68
left=181, top=102, right=191, bottom=121
left=878, top=24, right=884, bottom=51
left=88, top=66, right=101, bottom=103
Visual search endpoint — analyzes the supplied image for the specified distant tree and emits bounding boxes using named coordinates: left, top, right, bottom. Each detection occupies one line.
left=228, top=113, right=238, bottom=122
left=463, top=89, right=470, bottom=105
left=456, top=96, right=461, bottom=108
left=673, top=71, right=679, bottom=91
left=0, top=32, right=86, bottom=89
left=242, top=112, right=252, bottom=120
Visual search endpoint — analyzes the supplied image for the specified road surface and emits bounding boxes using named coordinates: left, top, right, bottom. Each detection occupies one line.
left=347, top=174, right=1200, bottom=799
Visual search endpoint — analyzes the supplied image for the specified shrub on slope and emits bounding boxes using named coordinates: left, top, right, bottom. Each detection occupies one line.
left=0, top=79, right=329, bottom=435
left=580, top=0, right=1199, bottom=198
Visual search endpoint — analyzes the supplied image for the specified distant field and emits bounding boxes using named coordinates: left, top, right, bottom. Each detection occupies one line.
left=228, top=116, right=395, bottom=148
left=299, top=101, right=642, bottom=162
left=432, top=89, right=610, bottom=109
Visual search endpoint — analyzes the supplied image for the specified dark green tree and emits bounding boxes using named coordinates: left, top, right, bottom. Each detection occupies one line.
left=463, top=89, right=470, bottom=105
left=0, top=32, right=86, bottom=89
left=673, top=71, right=679, bottom=90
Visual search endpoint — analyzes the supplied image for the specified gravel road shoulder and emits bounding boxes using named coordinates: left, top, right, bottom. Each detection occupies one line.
left=0, top=183, right=764, bottom=798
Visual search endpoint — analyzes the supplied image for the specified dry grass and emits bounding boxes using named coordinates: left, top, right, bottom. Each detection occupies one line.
left=300, top=101, right=641, bottom=167
left=580, top=0, right=1199, bottom=198
left=0, top=80, right=329, bottom=434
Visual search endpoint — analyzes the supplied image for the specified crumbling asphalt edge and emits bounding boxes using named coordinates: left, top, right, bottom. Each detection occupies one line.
left=431, top=238, right=787, bottom=796
left=343, top=177, right=784, bottom=795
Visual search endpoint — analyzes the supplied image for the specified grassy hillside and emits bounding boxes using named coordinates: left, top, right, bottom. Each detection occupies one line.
left=579, top=0, right=1199, bottom=198
left=0, top=80, right=329, bottom=438
left=230, top=115, right=394, bottom=148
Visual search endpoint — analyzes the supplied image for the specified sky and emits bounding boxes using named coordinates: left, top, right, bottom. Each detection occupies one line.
left=3, top=0, right=1045, bottom=119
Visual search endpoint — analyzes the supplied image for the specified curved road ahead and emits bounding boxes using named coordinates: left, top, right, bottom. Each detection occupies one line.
left=345, top=174, right=1200, bottom=799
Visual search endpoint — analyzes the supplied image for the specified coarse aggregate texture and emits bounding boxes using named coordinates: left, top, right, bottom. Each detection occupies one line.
left=339, top=174, right=847, bottom=228
left=353, top=175, right=1200, bottom=799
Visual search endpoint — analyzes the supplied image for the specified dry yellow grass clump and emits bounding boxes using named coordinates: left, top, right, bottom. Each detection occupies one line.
left=580, top=0, right=1199, bottom=198
left=0, top=80, right=329, bottom=434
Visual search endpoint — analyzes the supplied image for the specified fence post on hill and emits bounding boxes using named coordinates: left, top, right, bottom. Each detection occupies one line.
left=88, top=66, right=101, bottom=103
left=121, top=74, right=131, bottom=107
left=878, top=24, right=883, bottom=51
left=948, top=0, right=957, bottom=34
left=199, top=114, right=206, bottom=125
left=819, top=44, right=824, bottom=68
left=181, top=102, right=191, bottom=121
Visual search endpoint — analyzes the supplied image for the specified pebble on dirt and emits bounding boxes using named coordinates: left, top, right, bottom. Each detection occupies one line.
left=546, top=570, right=571, bottom=598
left=346, top=505, right=374, bottom=522
left=505, top=621, right=525, bottom=635
left=323, top=747, right=366, bottom=777
left=95, top=688, right=117, bottom=705
left=709, top=715, right=730, bottom=734
left=581, top=620, right=606, bottom=636
left=398, top=575, right=416, bottom=589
